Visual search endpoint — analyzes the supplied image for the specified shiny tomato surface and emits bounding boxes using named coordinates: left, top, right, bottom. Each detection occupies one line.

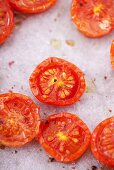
left=91, top=117, right=114, bottom=168
left=110, top=40, right=114, bottom=69
left=0, top=0, right=14, bottom=44
left=0, top=93, right=40, bottom=147
left=29, top=57, right=86, bottom=106
left=71, top=0, right=114, bottom=38
left=8, top=0, right=57, bottom=14
left=37, top=112, right=91, bottom=163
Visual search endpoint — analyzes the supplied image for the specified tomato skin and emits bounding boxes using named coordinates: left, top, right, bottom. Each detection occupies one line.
left=0, top=0, right=14, bottom=44
left=37, top=112, right=91, bottom=163
left=110, top=40, right=114, bottom=69
left=71, top=0, right=114, bottom=38
left=0, top=92, right=40, bottom=147
left=91, top=117, right=114, bottom=168
left=8, top=0, right=57, bottom=14
left=29, top=57, right=86, bottom=106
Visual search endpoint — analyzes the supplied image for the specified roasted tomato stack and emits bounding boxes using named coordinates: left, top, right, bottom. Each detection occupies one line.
left=0, top=57, right=90, bottom=163
left=0, top=56, right=114, bottom=168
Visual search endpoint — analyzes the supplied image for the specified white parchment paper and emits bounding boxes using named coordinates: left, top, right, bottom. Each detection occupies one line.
left=0, top=0, right=114, bottom=170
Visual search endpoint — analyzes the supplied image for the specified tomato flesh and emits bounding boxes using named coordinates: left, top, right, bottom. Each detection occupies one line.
left=71, top=0, right=114, bottom=38
left=8, top=0, right=57, bottom=14
left=37, top=112, right=91, bottom=163
left=0, top=0, right=14, bottom=44
left=110, top=40, right=114, bottom=69
left=91, top=117, right=114, bottom=168
left=29, top=57, right=86, bottom=106
left=0, top=93, right=40, bottom=147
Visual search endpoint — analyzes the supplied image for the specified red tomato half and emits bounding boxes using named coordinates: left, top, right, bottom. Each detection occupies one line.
left=0, top=0, right=14, bottom=44
left=91, top=117, right=114, bottom=168
left=29, top=57, right=86, bottom=106
left=37, top=112, right=91, bottom=163
left=71, top=0, right=114, bottom=38
left=8, top=0, right=57, bottom=14
left=0, top=93, right=40, bottom=147
left=110, top=40, right=114, bottom=69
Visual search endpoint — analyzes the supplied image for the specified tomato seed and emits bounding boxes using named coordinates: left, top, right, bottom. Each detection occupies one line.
left=48, top=136, right=54, bottom=142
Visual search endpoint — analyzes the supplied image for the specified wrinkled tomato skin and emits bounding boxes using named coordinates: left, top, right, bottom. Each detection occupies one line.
left=0, top=92, right=40, bottom=147
left=71, top=0, right=114, bottom=38
left=8, top=0, right=57, bottom=14
left=29, top=57, right=86, bottom=106
left=0, top=0, right=14, bottom=44
left=91, top=117, right=114, bottom=168
left=110, top=40, right=114, bottom=69
left=37, top=112, right=91, bottom=163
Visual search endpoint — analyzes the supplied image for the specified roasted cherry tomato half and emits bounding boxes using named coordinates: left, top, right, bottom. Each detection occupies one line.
left=0, top=93, right=40, bottom=147
left=29, top=57, right=86, bottom=106
left=0, top=0, right=14, bottom=44
left=8, top=0, right=57, bottom=14
left=71, top=0, right=114, bottom=38
left=110, top=40, right=114, bottom=69
left=91, top=117, right=114, bottom=168
left=37, top=112, right=91, bottom=163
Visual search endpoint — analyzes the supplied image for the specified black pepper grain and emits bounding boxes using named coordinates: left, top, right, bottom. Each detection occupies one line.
left=104, top=76, right=107, bottom=80
left=15, top=150, right=18, bottom=154
left=92, top=166, right=97, bottom=170
left=48, top=157, right=55, bottom=162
